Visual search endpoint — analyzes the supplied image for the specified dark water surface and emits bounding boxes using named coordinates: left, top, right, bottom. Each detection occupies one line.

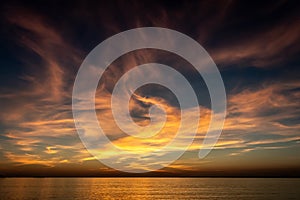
left=0, top=178, right=299, bottom=199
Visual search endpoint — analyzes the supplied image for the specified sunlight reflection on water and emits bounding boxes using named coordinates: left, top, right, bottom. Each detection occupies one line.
left=0, top=178, right=299, bottom=200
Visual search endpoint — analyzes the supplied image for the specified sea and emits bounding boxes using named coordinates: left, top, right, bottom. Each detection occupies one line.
left=0, top=178, right=299, bottom=199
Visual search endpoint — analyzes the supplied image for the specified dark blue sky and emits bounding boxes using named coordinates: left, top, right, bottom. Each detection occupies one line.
left=0, top=0, right=299, bottom=176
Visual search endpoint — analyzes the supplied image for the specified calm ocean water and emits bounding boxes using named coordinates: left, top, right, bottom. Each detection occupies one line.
left=0, top=178, right=299, bottom=200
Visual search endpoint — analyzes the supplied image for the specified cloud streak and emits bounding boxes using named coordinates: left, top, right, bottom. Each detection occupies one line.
left=0, top=1, right=299, bottom=174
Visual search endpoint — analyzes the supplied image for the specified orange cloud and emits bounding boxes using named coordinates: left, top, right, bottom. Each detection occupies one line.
left=210, top=20, right=300, bottom=67
left=1, top=6, right=299, bottom=173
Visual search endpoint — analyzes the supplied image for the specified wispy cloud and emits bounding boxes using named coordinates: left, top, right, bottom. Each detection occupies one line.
left=210, top=18, right=300, bottom=67
left=0, top=9, right=91, bottom=168
left=0, top=2, right=299, bottom=173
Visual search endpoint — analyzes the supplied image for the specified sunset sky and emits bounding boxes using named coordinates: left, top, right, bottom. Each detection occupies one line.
left=0, top=0, right=300, bottom=176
